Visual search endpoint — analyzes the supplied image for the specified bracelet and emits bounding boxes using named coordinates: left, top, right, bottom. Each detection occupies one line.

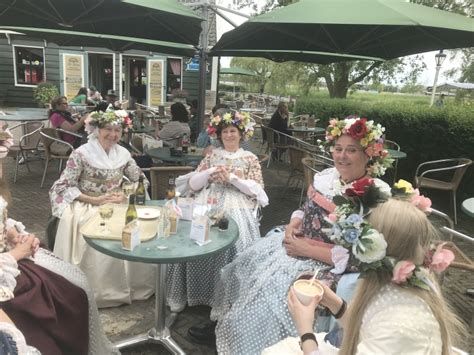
left=299, top=332, right=318, bottom=350
left=331, top=298, right=347, bottom=319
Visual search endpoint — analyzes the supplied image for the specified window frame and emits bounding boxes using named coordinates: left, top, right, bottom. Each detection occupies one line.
left=12, top=45, right=46, bottom=87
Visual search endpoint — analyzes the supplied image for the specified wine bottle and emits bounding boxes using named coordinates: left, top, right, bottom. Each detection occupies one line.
left=181, top=133, right=189, bottom=153
left=165, top=176, right=176, bottom=200
left=125, top=194, right=138, bottom=224
left=135, top=176, right=146, bottom=205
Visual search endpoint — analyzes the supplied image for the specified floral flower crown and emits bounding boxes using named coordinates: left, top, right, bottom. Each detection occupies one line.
left=85, top=109, right=132, bottom=134
left=324, top=116, right=393, bottom=177
left=207, top=111, right=255, bottom=141
left=325, top=178, right=453, bottom=291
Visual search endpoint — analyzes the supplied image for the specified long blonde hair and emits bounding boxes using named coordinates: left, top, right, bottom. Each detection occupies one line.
left=340, top=198, right=465, bottom=355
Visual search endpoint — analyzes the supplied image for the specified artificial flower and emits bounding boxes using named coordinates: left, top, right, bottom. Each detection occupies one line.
left=345, top=177, right=374, bottom=197
left=348, top=118, right=367, bottom=139
left=343, top=228, right=361, bottom=244
left=392, top=260, right=416, bottom=284
left=393, top=179, right=414, bottom=193
left=411, top=189, right=432, bottom=212
left=430, top=242, right=454, bottom=273
left=353, top=229, right=387, bottom=263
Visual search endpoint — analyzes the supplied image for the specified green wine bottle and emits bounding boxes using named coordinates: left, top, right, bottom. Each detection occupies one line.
left=125, top=194, right=138, bottom=224
left=135, top=176, right=146, bottom=205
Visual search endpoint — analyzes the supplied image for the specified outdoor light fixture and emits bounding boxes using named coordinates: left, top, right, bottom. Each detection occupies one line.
left=430, top=50, right=447, bottom=107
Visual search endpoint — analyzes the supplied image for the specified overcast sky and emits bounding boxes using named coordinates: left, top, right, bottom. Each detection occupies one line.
left=214, top=0, right=463, bottom=86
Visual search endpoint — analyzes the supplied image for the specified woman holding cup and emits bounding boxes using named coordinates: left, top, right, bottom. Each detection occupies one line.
left=49, top=109, right=154, bottom=307
left=167, top=109, right=268, bottom=313
left=205, top=117, right=393, bottom=353
left=264, top=198, right=464, bottom=354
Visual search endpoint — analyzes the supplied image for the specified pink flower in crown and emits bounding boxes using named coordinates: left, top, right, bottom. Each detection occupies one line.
left=411, top=189, right=432, bottom=212
left=365, top=143, right=384, bottom=157
left=329, top=119, right=338, bottom=127
left=392, top=260, right=415, bottom=284
left=430, top=242, right=454, bottom=272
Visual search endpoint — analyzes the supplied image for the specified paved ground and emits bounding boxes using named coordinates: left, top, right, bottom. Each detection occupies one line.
left=2, top=141, right=473, bottom=354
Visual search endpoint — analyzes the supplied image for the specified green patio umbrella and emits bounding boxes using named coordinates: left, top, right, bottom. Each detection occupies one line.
left=220, top=67, right=257, bottom=76
left=0, top=0, right=203, bottom=45
left=212, top=0, right=474, bottom=60
left=0, top=26, right=196, bottom=56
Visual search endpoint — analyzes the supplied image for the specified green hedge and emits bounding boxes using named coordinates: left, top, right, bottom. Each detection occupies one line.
left=295, top=98, right=474, bottom=198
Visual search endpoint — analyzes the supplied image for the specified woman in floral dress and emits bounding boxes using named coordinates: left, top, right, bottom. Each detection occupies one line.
left=50, top=109, right=155, bottom=307
left=209, top=117, right=393, bottom=354
left=167, top=109, right=268, bottom=312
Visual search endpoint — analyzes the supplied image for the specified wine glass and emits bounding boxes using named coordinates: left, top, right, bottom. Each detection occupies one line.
left=122, top=182, right=135, bottom=199
left=99, top=204, right=114, bottom=234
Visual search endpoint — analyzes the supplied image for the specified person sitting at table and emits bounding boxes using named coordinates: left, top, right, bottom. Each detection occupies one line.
left=95, top=89, right=121, bottom=112
left=49, top=96, right=87, bottom=148
left=188, top=99, right=199, bottom=142
left=0, top=179, right=117, bottom=355
left=69, top=87, right=88, bottom=105
left=190, top=117, right=393, bottom=351
left=49, top=108, right=155, bottom=307
left=269, top=101, right=292, bottom=160
left=88, top=85, right=102, bottom=105
left=264, top=197, right=464, bottom=355
left=156, top=102, right=191, bottom=147
left=168, top=109, right=269, bottom=313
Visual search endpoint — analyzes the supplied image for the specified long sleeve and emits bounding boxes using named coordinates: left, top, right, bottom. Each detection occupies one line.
left=0, top=252, right=19, bottom=301
left=49, top=151, right=84, bottom=217
left=229, top=173, right=268, bottom=207
left=123, top=156, right=149, bottom=188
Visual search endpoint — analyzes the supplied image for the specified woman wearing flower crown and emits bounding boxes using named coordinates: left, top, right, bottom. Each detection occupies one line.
left=49, top=109, right=155, bottom=307
left=167, top=109, right=268, bottom=313
left=205, top=116, right=393, bottom=354
left=264, top=195, right=464, bottom=355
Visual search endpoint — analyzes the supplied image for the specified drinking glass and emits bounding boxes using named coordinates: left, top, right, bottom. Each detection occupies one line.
left=122, top=182, right=135, bottom=198
left=99, top=204, right=114, bottom=234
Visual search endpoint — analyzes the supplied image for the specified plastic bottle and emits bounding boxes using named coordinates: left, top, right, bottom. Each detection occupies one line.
left=125, top=194, right=138, bottom=224
left=135, top=176, right=146, bottom=205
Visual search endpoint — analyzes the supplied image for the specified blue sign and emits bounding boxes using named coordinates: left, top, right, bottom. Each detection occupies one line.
left=185, top=56, right=210, bottom=72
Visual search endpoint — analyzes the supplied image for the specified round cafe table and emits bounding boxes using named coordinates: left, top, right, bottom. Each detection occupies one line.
left=84, top=200, right=239, bottom=354
left=287, top=126, right=325, bottom=134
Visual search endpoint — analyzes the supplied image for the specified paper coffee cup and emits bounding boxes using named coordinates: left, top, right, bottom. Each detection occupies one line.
left=293, top=280, right=324, bottom=306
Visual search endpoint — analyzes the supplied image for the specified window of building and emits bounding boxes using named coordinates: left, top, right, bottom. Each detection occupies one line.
left=13, top=46, right=45, bottom=86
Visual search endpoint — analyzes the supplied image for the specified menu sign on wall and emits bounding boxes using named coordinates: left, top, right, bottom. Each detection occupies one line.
left=63, top=54, right=84, bottom=101
left=148, top=59, right=165, bottom=107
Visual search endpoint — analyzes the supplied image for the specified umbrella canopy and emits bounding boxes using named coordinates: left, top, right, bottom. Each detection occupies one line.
left=220, top=67, right=257, bottom=76
left=212, top=0, right=474, bottom=60
left=0, top=0, right=203, bottom=45
left=0, top=26, right=196, bottom=56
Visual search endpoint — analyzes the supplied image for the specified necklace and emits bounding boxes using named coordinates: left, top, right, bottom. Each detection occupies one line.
left=340, top=172, right=367, bottom=186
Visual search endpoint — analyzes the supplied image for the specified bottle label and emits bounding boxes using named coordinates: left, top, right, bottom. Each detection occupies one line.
left=136, top=195, right=146, bottom=205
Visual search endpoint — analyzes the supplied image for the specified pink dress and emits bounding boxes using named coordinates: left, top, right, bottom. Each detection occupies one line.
left=49, top=112, right=77, bottom=145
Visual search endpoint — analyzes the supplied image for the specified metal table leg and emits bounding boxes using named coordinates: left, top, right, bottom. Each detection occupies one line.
left=113, top=264, right=186, bottom=354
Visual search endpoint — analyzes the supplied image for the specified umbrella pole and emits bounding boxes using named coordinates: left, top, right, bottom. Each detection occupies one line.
left=197, top=4, right=210, bottom=133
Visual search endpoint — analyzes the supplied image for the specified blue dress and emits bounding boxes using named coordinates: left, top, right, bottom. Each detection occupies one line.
left=211, top=168, right=376, bottom=355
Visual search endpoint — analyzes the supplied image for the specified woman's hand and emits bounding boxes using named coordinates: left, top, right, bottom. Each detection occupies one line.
left=288, top=286, right=321, bottom=335
left=6, top=227, right=21, bottom=247
left=315, top=281, right=342, bottom=313
left=93, top=192, right=125, bottom=205
left=283, top=232, right=309, bottom=258
left=8, top=235, right=36, bottom=261
left=210, top=166, right=230, bottom=184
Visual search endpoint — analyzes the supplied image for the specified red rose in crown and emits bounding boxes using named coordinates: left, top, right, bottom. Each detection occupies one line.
left=345, top=177, right=374, bottom=197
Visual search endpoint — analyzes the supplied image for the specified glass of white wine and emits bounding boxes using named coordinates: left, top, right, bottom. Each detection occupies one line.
left=122, top=182, right=135, bottom=198
left=99, top=204, right=114, bottom=234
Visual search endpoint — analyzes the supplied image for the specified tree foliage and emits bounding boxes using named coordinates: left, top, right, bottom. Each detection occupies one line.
left=227, top=0, right=472, bottom=98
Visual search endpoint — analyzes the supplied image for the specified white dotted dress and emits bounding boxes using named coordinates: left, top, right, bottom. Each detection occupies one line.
left=166, top=148, right=265, bottom=311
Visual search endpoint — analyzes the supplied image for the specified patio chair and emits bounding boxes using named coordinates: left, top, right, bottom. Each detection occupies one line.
left=146, top=166, right=194, bottom=199
left=39, top=127, right=73, bottom=188
left=283, top=146, right=311, bottom=204
left=302, top=155, right=335, bottom=202
left=261, top=126, right=287, bottom=168
left=385, top=139, right=401, bottom=183
left=414, top=158, right=472, bottom=224
left=7, top=122, right=45, bottom=183
left=257, top=154, right=270, bottom=167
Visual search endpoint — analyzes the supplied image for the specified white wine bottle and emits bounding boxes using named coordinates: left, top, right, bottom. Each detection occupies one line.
left=135, top=176, right=146, bottom=205
left=125, top=194, right=138, bottom=224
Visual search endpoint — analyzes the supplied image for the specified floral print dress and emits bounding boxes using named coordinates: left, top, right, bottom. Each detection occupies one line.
left=166, top=148, right=265, bottom=311
left=50, top=149, right=156, bottom=308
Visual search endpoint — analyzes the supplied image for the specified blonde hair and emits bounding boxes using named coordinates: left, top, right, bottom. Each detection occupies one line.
left=340, top=198, right=465, bottom=355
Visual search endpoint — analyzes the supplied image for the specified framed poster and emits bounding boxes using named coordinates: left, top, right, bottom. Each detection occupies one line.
left=62, top=53, right=85, bottom=100
left=147, top=58, right=166, bottom=107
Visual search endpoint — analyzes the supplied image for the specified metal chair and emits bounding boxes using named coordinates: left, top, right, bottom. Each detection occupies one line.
left=261, top=126, right=287, bottom=168
left=414, top=158, right=472, bottom=224
left=7, top=122, right=45, bottom=183
left=283, top=146, right=311, bottom=204
left=39, top=127, right=74, bottom=188
left=257, top=154, right=270, bottom=167
left=384, top=139, right=401, bottom=183
left=301, top=155, right=335, bottom=203
left=145, top=166, right=194, bottom=200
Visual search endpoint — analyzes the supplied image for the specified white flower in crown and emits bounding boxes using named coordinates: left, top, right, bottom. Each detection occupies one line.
left=352, top=229, right=387, bottom=263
